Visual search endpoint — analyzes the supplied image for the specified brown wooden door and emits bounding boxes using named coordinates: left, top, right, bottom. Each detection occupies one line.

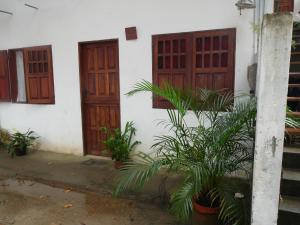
left=80, top=40, right=120, bottom=156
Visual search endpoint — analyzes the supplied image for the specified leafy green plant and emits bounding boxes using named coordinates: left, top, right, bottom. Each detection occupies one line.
left=102, top=122, right=141, bottom=162
left=286, top=107, right=300, bottom=128
left=114, top=80, right=256, bottom=225
left=0, top=128, right=11, bottom=149
left=7, top=130, right=38, bottom=157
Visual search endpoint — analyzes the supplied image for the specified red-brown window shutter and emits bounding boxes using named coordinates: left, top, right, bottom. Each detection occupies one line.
left=276, top=0, right=294, bottom=12
left=8, top=50, right=20, bottom=102
left=152, top=33, right=192, bottom=108
left=0, top=50, right=11, bottom=102
left=152, top=29, right=236, bottom=109
left=23, top=46, right=55, bottom=104
left=192, top=29, right=235, bottom=92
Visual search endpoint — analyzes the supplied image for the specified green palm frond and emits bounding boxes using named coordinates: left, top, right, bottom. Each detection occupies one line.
left=170, top=182, right=194, bottom=222
left=114, top=153, right=163, bottom=196
left=127, top=80, right=190, bottom=116
left=117, top=80, right=257, bottom=224
left=210, top=178, right=251, bottom=225
left=285, top=110, right=300, bottom=128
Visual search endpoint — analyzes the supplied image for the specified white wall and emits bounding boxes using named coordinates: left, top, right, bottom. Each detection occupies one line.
left=294, top=0, right=300, bottom=21
left=0, top=0, right=255, bottom=155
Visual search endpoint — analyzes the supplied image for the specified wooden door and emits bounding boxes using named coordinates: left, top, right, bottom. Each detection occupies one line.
left=80, top=40, right=120, bottom=156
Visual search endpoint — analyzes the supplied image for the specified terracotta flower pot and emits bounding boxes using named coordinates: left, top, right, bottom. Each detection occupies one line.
left=193, top=197, right=219, bottom=215
left=114, top=161, right=124, bottom=169
left=192, top=197, right=220, bottom=225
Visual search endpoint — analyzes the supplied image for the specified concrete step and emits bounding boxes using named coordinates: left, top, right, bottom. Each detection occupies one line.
left=289, top=72, right=300, bottom=77
left=278, top=196, right=300, bottom=225
left=283, top=147, right=300, bottom=169
left=285, top=128, right=300, bottom=135
left=290, top=61, right=300, bottom=65
left=279, top=195, right=300, bottom=212
left=287, top=97, right=300, bottom=102
left=289, top=84, right=300, bottom=88
left=287, top=111, right=300, bottom=117
left=284, top=146, right=300, bottom=154
left=278, top=210, right=300, bottom=225
left=283, top=169, right=300, bottom=181
left=281, top=169, right=300, bottom=198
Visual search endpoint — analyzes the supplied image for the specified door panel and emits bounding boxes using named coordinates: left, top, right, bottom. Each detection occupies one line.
left=80, top=41, right=120, bottom=156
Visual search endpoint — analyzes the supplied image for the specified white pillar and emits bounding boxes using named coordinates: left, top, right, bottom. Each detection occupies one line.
left=264, top=0, right=274, bottom=14
left=253, top=0, right=275, bottom=60
left=251, top=13, right=293, bottom=225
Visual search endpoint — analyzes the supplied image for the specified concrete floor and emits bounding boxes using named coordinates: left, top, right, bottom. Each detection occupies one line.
left=0, top=150, right=181, bottom=225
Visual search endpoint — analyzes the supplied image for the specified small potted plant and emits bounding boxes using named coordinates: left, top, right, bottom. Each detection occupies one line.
left=102, top=121, right=141, bottom=169
left=7, top=130, right=38, bottom=157
left=0, top=128, right=11, bottom=149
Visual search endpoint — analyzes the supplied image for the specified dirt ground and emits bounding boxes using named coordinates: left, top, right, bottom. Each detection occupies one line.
left=0, top=178, right=179, bottom=225
left=0, top=150, right=183, bottom=225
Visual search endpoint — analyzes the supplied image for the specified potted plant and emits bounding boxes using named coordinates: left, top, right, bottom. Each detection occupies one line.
left=0, top=128, right=11, bottom=149
left=114, top=80, right=256, bottom=225
left=102, top=122, right=141, bottom=169
left=7, top=130, right=38, bottom=157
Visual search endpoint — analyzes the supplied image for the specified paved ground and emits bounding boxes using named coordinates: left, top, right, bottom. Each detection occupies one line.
left=0, top=179, right=178, bottom=225
left=0, top=150, right=183, bottom=225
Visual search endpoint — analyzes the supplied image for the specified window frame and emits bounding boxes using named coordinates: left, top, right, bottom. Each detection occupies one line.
left=23, top=45, right=55, bottom=104
left=0, top=45, right=55, bottom=105
left=8, top=48, right=28, bottom=103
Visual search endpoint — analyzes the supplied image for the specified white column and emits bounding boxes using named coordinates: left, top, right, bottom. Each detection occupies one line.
left=251, top=13, right=293, bottom=225
left=253, top=0, right=275, bottom=59
left=264, top=0, right=274, bottom=14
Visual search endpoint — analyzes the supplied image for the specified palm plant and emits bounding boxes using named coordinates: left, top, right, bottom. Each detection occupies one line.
left=286, top=107, right=300, bottom=128
left=102, top=121, right=141, bottom=162
left=114, top=80, right=256, bottom=225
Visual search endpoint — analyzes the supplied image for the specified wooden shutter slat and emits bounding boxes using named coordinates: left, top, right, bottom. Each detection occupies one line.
left=0, top=50, right=11, bottom=102
left=23, top=45, right=55, bottom=104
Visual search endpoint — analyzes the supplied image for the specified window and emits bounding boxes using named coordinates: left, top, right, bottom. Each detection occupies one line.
left=152, top=29, right=236, bottom=109
left=9, top=49, right=27, bottom=102
left=0, top=51, right=10, bottom=101
left=274, top=0, right=294, bottom=12
left=0, top=45, right=55, bottom=104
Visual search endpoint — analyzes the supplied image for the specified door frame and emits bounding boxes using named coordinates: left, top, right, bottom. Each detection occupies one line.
left=78, top=39, right=120, bottom=156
